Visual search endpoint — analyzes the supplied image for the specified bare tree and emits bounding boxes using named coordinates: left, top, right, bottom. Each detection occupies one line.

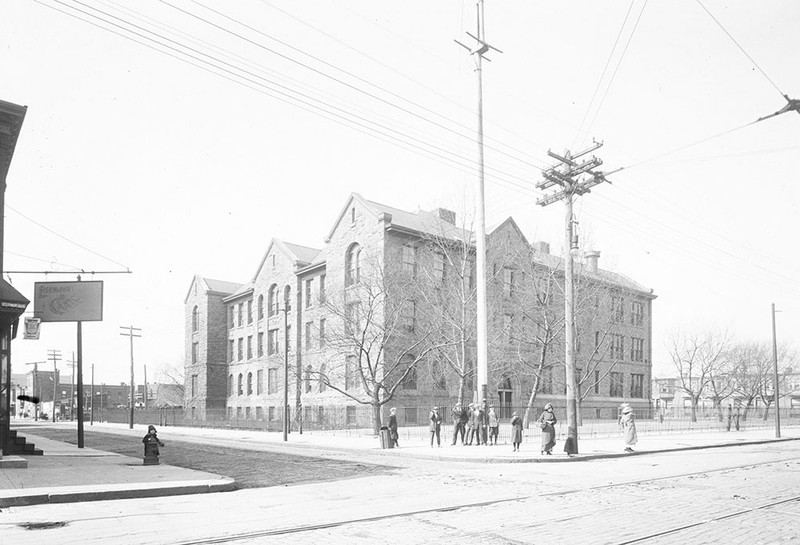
left=729, top=341, right=795, bottom=421
left=317, top=254, right=450, bottom=435
left=668, top=329, right=731, bottom=422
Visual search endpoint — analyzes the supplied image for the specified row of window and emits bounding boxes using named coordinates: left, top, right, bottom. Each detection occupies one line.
left=605, top=334, right=646, bottom=362
left=611, top=297, right=645, bottom=326
left=226, top=275, right=327, bottom=330
left=228, top=318, right=328, bottom=362
left=537, top=370, right=647, bottom=398
left=229, top=369, right=279, bottom=397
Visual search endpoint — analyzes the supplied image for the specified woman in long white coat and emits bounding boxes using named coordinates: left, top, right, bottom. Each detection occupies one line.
left=619, top=403, right=638, bottom=452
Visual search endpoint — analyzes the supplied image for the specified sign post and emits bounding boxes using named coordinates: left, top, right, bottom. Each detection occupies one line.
left=34, top=280, right=103, bottom=448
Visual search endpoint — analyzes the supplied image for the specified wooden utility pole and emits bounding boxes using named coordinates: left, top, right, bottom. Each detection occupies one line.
left=47, top=349, right=62, bottom=422
left=120, top=325, right=141, bottom=429
left=771, top=303, right=781, bottom=438
left=536, top=142, right=615, bottom=455
left=277, top=303, right=290, bottom=442
left=456, top=0, right=502, bottom=415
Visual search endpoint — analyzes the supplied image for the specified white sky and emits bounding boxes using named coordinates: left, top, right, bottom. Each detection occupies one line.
left=2, top=0, right=798, bottom=385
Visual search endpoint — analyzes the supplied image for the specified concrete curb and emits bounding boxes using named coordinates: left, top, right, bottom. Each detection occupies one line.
left=360, top=436, right=800, bottom=464
left=0, top=477, right=236, bottom=508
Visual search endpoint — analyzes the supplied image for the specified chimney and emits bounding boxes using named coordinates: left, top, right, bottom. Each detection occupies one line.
left=437, top=208, right=456, bottom=225
left=585, top=250, right=600, bottom=273
left=533, top=241, right=550, bottom=254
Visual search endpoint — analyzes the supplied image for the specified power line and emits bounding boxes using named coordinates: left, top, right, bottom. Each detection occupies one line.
left=696, top=0, right=785, bottom=99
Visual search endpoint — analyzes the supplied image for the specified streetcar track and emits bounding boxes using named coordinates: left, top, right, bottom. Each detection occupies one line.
left=614, top=494, right=800, bottom=544
left=168, top=455, right=800, bottom=544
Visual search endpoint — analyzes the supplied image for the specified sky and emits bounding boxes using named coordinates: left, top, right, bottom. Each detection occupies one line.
left=2, top=0, right=798, bottom=385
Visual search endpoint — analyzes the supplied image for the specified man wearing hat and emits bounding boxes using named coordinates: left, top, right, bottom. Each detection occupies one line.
left=465, top=403, right=476, bottom=445
left=429, top=406, right=442, bottom=447
left=451, top=403, right=468, bottom=446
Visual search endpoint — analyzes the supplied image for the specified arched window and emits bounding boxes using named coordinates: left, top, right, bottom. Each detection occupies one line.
left=305, top=365, right=312, bottom=393
left=268, top=284, right=278, bottom=317
left=192, top=306, right=199, bottom=332
left=319, top=364, right=327, bottom=393
left=258, top=295, right=264, bottom=320
left=237, top=373, right=243, bottom=396
left=284, top=285, right=292, bottom=310
left=346, top=243, right=361, bottom=286
left=247, top=372, right=253, bottom=395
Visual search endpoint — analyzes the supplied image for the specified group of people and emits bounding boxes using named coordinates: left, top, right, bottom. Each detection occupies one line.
left=387, top=402, right=640, bottom=454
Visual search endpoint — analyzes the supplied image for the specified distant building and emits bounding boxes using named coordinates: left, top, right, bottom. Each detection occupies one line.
left=185, top=193, right=656, bottom=427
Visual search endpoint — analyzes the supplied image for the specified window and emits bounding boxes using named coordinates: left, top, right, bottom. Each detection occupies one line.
left=610, top=372, right=624, bottom=397
left=191, top=342, right=198, bottom=364
left=400, top=355, right=417, bottom=390
left=305, top=322, right=313, bottom=349
left=503, top=268, right=514, bottom=297
left=401, top=300, right=416, bottom=332
left=305, top=279, right=313, bottom=308
left=345, top=302, right=361, bottom=336
left=402, top=245, right=416, bottom=277
left=258, top=295, right=264, bottom=320
left=432, top=360, right=447, bottom=390
left=191, top=374, right=197, bottom=397
left=594, top=370, right=600, bottom=394
left=256, top=407, right=263, bottom=420
left=319, top=364, right=327, bottom=392
left=237, top=373, right=243, bottom=396
left=192, top=306, right=199, bottom=332
left=257, top=369, right=263, bottom=395
left=610, top=334, right=624, bottom=360
left=237, top=338, right=244, bottom=361
left=595, top=331, right=601, bottom=349
left=286, top=325, right=291, bottom=352
left=319, top=275, right=326, bottom=303
left=268, top=285, right=279, bottom=317
left=345, top=355, right=357, bottom=390
left=257, top=332, right=264, bottom=357
left=268, top=368, right=278, bottom=394
left=631, top=373, right=644, bottom=398
left=319, top=318, right=326, bottom=348
left=539, top=366, right=553, bottom=394
left=228, top=374, right=233, bottom=396
left=228, top=307, right=234, bottom=329
left=346, top=406, right=357, bottom=426
left=351, top=207, right=356, bottom=225
left=433, top=252, right=445, bottom=282
left=247, top=372, right=253, bottom=395
left=611, top=296, right=624, bottom=323
left=631, top=301, right=644, bottom=326
left=346, top=244, right=361, bottom=286
left=268, top=329, right=278, bottom=355
left=237, top=303, right=243, bottom=327
left=631, top=337, right=644, bottom=362
left=247, top=299, right=253, bottom=324
left=271, top=254, right=276, bottom=268
left=247, top=335, right=253, bottom=360
left=305, top=365, right=312, bottom=393
left=404, top=407, right=418, bottom=424
left=284, top=285, right=291, bottom=310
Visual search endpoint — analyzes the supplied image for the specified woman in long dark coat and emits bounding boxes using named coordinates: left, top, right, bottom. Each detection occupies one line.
left=388, top=407, right=399, bottom=447
left=538, top=403, right=557, bottom=455
left=510, top=412, right=523, bottom=452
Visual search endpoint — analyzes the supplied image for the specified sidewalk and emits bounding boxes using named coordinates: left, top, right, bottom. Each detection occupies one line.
left=0, top=433, right=235, bottom=508
left=1, top=420, right=797, bottom=508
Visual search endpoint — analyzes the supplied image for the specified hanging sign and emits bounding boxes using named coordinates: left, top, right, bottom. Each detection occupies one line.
left=23, top=317, right=41, bottom=339
left=34, top=281, right=104, bottom=322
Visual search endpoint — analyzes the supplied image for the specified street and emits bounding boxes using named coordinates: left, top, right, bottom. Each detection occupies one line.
left=1, top=426, right=798, bottom=544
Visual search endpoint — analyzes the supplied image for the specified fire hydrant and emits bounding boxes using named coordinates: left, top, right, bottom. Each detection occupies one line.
left=142, top=425, right=165, bottom=465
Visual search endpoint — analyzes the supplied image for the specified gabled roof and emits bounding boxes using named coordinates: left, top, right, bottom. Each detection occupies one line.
left=325, top=192, right=471, bottom=242
left=0, top=99, right=27, bottom=182
left=184, top=275, right=242, bottom=304
left=488, top=217, right=530, bottom=246
left=252, top=238, right=323, bottom=282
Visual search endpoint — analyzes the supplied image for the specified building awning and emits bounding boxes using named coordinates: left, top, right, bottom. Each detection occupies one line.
left=0, top=279, right=29, bottom=319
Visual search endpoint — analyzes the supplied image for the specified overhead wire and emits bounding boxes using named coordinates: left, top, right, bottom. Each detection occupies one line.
left=696, top=0, right=786, bottom=99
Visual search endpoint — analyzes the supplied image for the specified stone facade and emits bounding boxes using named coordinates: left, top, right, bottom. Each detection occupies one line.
left=184, top=193, right=656, bottom=428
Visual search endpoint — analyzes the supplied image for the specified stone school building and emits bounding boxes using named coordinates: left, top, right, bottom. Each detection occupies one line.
left=184, top=193, right=655, bottom=429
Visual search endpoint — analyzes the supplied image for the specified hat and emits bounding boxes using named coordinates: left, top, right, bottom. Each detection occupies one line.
left=390, top=407, right=396, bottom=413
left=511, top=411, right=518, bottom=416
left=489, top=405, right=495, bottom=409
left=432, top=406, right=438, bottom=410
left=544, top=403, right=553, bottom=410
left=468, top=402, right=474, bottom=407
left=621, top=403, right=632, bottom=414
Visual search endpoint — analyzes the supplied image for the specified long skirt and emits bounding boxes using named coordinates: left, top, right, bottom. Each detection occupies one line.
left=541, top=425, right=556, bottom=451
left=623, top=424, right=638, bottom=446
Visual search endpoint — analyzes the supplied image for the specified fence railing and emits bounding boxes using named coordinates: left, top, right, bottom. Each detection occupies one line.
left=87, top=404, right=800, bottom=442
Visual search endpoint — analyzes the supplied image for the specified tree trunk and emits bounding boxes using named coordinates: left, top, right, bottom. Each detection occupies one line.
left=457, top=375, right=466, bottom=407
left=372, top=390, right=382, bottom=437
left=690, top=397, right=698, bottom=423
left=523, top=342, right=548, bottom=428
left=762, top=401, right=771, bottom=421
